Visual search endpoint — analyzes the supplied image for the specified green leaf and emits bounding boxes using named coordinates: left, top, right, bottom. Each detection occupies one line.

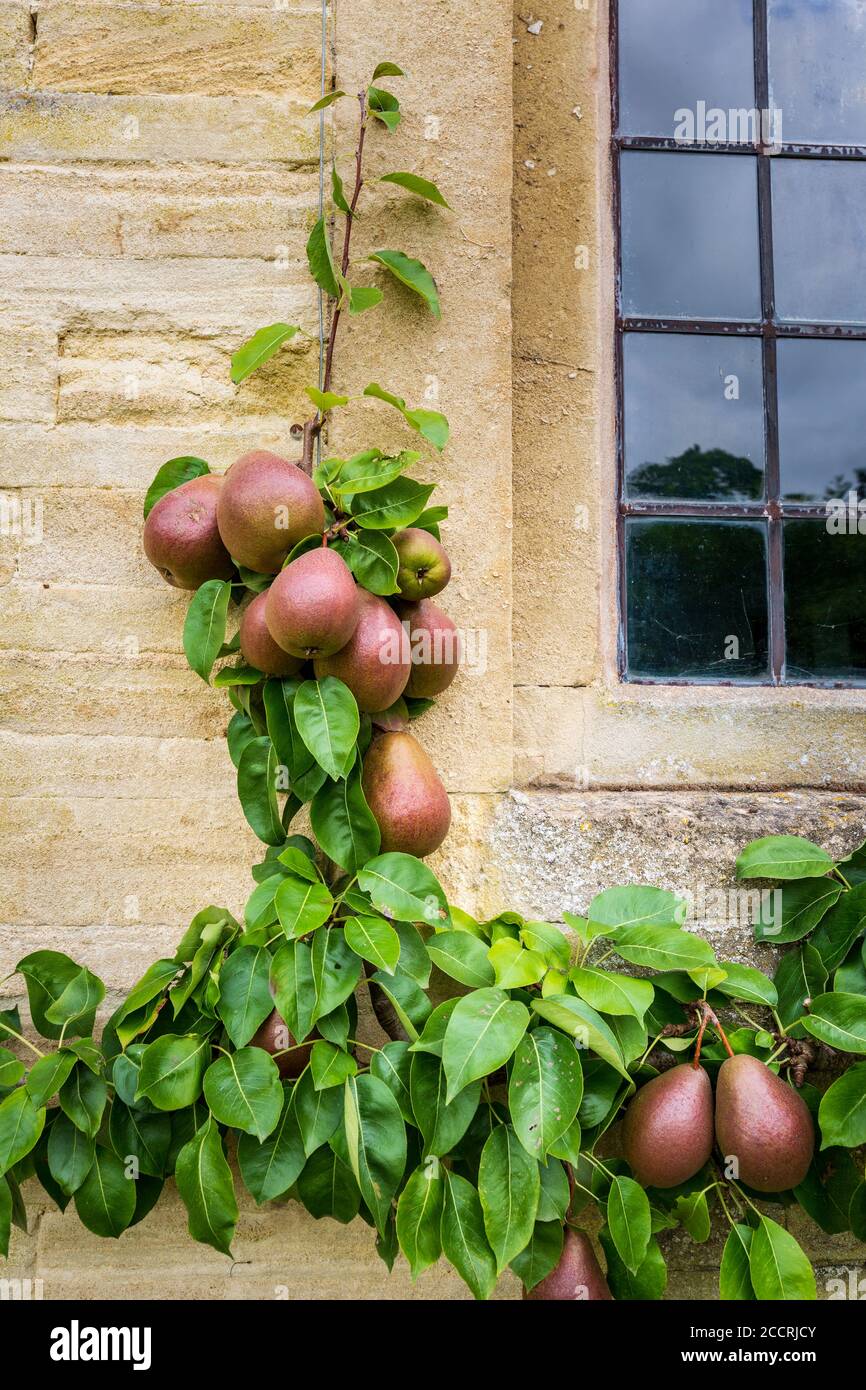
left=270, top=940, right=316, bottom=1043
left=328, top=447, right=416, bottom=495
left=715, top=962, right=778, bottom=1008
left=58, top=1065, right=106, bottom=1138
left=47, top=1112, right=94, bottom=1196
left=306, top=216, right=339, bottom=298
left=570, top=967, right=654, bottom=1020
left=674, top=1189, right=711, bottom=1243
left=367, top=86, right=401, bottom=131
left=369, top=968, right=431, bottom=1041
left=737, top=835, right=834, bottom=881
left=0, top=1175, right=10, bottom=1257
left=396, top=1160, right=444, bottom=1278
left=143, top=456, right=208, bottom=518
left=409, top=1053, right=480, bottom=1156
left=720, top=1223, right=755, bottom=1300
left=217, top=946, right=273, bottom=1048
left=237, top=736, right=284, bottom=846
left=274, top=874, right=333, bottom=940
left=370, top=1042, right=414, bottom=1123
left=293, top=1067, right=342, bottom=1155
left=308, top=89, right=347, bottom=113
left=358, top=852, right=449, bottom=927
left=263, top=677, right=327, bottom=801
left=349, top=286, right=383, bottom=314
left=371, top=61, right=405, bottom=79
left=441, top=988, right=529, bottom=1103
left=348, top=476, right=436, bottom=530
left=426, top=931, right=495, bottom=988
left=488, top=938, right=547, bottom=989
left=508, top=1026, right=583, bottom=1160
left=310, top=1040, right=357, bottom=1090
left=535, top=1157, right=570, bottom=1221
left=344, top=914, right=400, bottom=975
left=817, top=1063, right=866, bottom=1148
left=361, top=383, right=449, bottom=451
left=343, top=1074, right=407, bottom=1233
left=16, top=951, right=94, bottom=1040
left=600, top=1227, right=666, bottom=1300
left=108, top=1101, right=171, bottom=1179
left=230, top=323, right=300, bottom=385
left=310, top=927, right=362, bottom=1023
left=0, top=1089, right=45, bottom=1175
left=607, top=1174, right=652, bottom=1275
left=297, top=1145, right=360, bottom=1223
left=330, top=166, right=351, bottom=216
left=136, top=1034, right=210, bottom=1111
left=73, top=1147, right=136, bottom=1238
left=774, top=944, right=828, bottom=1037
left=237, top=1082, right=305, bottom=1203
left=380, top=171, right=451, bottom=208
left=183, top=579, right=231, bottom=684
left=203, top=1048, right=283, bottom=1141
left=305, top=387, right=349, bottom=415
left=0, top=1047, right=24, bottom=1089
left=510, top=1220, right=564, bottom=1291
left=531, top=995, right=632, bottom=1086
left=611, top=925, right=715, bottom=972
left=294, top=677, right=359, bottom=780
left=801, top=992, right=866, bottom=1053
left=332, top=529, right=400, bottom=596
left=520, top=921, right=571, bottom=970
left=809, top=883, right=866, bottom=972
left=749, top=1215, right=816, bottom=1300
left=478, top=1125, right=540, bottom=1273
left=310, top=765, right=380, bottom=874
left=25, top=1050, right=76, bottom=1107
left=441, top=1169, right=497, bottom=1300
left=212, top=662, right=261, bottom=689
left=587, top=885, right=686, bottom=932
left=175, top=1118, right=238, bottom=1256
left=369, top=250, right=440, bottom=316
left=754, top=878, right=842, bottom=943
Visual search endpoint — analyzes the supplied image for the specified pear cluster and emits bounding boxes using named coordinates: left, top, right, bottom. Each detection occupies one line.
left=622, top=1055, right=814, bottom=1194
left=143, top=448, right=460, bottom=858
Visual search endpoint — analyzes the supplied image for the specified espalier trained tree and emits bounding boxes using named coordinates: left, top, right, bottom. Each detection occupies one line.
left=2, top=70, right=866, bottom=1301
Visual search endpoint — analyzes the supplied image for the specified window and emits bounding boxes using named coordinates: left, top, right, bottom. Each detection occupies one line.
left=614, top=0, right=866, bottom=686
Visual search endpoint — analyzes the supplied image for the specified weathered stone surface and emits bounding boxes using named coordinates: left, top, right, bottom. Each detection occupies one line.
left=0, top=321, right=58, bottom=424
left=0, top=2, right=31, bottom=89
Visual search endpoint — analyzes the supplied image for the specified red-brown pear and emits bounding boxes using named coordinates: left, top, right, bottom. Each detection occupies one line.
left=216, top=450, right=325, bottom=574
left=622, top=1063, right=714, bottom=1189
left=523, top=1228, right=612, bottom=1301
left=314, top=589, right=410, bottom=712
left=239, top=590, right=304, bottom=677
left=143, top=475, right=234, bottom=589
left=361, top=731, right=451, bottom=857
left=397, top=598, right=461, bottom=698
left=265, top=548, right=361, bottom=658
left=249, top=1009, right=315, bottom=1080
left=714, top=1053, right=814, bottom=1192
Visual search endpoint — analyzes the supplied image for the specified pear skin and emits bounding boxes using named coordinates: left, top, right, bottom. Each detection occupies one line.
left=250, top=1009, right=314, bottom=1080
left=396, top=598, right=461, bottom=698
left=361, top=731, right=451, bottom=857
left=523, top=1228, right=612, bottom=1300
left=622, top=1063, right=714, bottom=1189
left=715, top=1053, right=814, bottom=1192
left=265, top=548, right=361, bottom=658
left=393, top=527, right=452, bottom=599
left=216, top=450, right=325, bottom=574
left=143, top=475, right=234, bottom=589
left=315, top=590, right=410, bottom=712
left=239, top=590, right=304, bottom=677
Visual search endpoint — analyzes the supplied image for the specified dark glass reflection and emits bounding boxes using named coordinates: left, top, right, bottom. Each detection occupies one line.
left=778, top=339, right=866, bottom=501
left=624, top=334, right=764, bottom=500
left=773, top=161, right=866, bottom=324
left=784, top=521, right=866, bottom=682
left=619, top=0, right=755, bottom=138
left=769, top=0, right=866, bottom=144
left=621, top=153, right=761, bottom=320
left=626, top=520, right=769, bottom=680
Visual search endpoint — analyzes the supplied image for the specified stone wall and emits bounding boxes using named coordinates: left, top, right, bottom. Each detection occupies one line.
left=1, top=0, right=863, bottom=1299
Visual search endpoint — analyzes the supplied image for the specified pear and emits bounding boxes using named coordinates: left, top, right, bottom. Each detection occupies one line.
left=523, top=1228, right=612, bottom=1300
left=216, top=449, right=325, bottom=574
left=250, top=1008, right=314, bottom=1080
left=239, top=590, right=303, bottom=677
left=622, top=1063, right=714, bottom=1189
left=362, top=731, right=451, bottom=857
left=314, top=589, right=410, bottom=712
left=265, top=548, right=361, bottom=658
left=394, top=526, right=452, bottom=599
left=397, top=597, right=461, bottom=698
left=714, top=1053, right=814, bottom=1192
left=143, top=475, right=234, bottom=589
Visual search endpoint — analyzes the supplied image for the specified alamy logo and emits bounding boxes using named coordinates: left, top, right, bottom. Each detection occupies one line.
left=49, top=1320, right=152, bottom=1371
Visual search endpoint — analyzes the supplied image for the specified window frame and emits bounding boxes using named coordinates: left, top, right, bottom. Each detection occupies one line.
left=611, top=0, right=866, bottom=689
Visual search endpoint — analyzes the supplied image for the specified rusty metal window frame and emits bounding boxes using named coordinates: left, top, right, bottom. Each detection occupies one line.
left=611, top=0, right=866, bottom=688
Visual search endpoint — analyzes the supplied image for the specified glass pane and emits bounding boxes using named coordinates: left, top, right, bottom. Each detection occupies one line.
left=619, top=0, right=755, bottom=138
left=769, top=0, right=866, bottom=145
left=778, top=339, right=866, bottom=501
left=625, top=520, right=769, bottom=680
left=773, top=161, right=866, bottom=324
left=621, top=152, right=761, bottom=320
left=624, top=333, right=764, bottom=500
left=784, top=521, right=866, bottom=682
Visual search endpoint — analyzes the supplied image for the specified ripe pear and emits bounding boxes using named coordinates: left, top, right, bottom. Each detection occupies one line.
left=523, top=1228, right=612, bottom=1300
left=361, top=731, right=451, bottom=857
left=397, top=598, right=461, bottom=698
left=714, top=1053, right=814, bottom=1192
left=622, top=1063, right=714, bottom=1188
left=216, top=449, right=325, bottom=574
left=393, top=526, right=452, bottom=599
left=265, top=547, right=361, bottom=658
left=314, top=589, right=410, bottom=712
left=250, top=1008, right=314, bottom=1080
left=143, top=475, right=234, bottom=589
left=239, top=590, right=303, bottom=677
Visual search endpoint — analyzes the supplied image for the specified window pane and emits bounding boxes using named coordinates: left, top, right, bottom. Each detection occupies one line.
left=785, top=521, right=866, bottom=682
left=625, top=520, right=769, bottom=679
left=621, top=152, right=761, bottom=320
left=773, top=161, right=866, bottom=324
left=769, top=0, right=866, bottom=145
left=619, top=0, right=755, bottom=138
left=778, top=339, right=866, bottom=501
left=624, top=333, right=764, bottom=500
